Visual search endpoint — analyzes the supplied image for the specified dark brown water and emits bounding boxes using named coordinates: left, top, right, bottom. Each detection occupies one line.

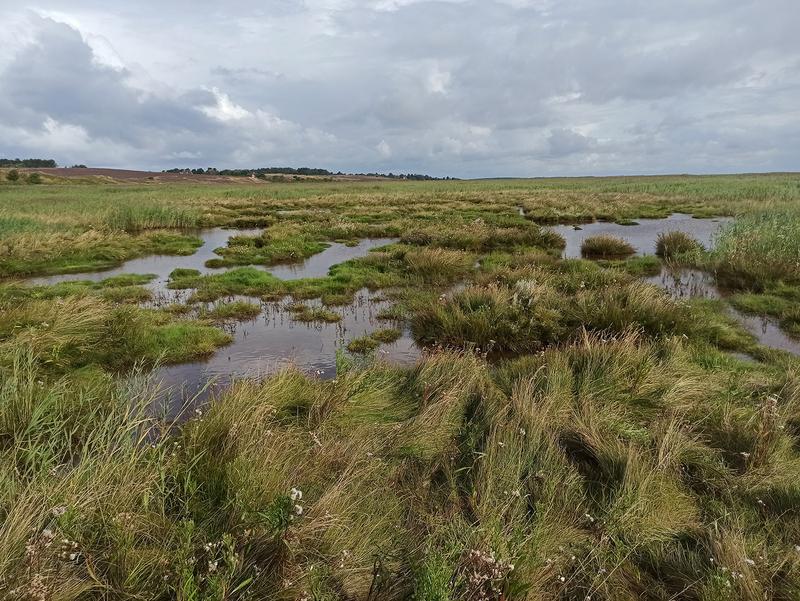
left=549, top=213, right=731, bottom=258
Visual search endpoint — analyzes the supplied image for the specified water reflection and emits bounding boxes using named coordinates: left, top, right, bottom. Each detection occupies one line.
left=24, top=229, right=398, bottom=297
left=549, top=213, right=731, bottom=258
left=647, top=267, right=800, bottom=356
left=152, top=289, right=419, bottom=419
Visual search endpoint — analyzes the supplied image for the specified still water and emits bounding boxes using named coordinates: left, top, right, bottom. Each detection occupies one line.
left=548, top=213, right=732, bottom=258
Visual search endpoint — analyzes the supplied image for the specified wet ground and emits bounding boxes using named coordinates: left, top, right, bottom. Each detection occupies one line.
left=153, top=290, right=420, bottom=419
left=543, top=214, right=800, bottom=355
left=15, top=215, right=800, bottom=415
left=20, top=229, right=415, bottom=413
left=27, top=229, right=397, bottom=297
left=28, top=228, right=262, bottom=289
left=646, top=268, right=800, bottom=355
left=548, top=213, right=732, bottom=258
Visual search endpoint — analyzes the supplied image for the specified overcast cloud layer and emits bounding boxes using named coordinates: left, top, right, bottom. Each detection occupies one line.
left=1, top=0, right=798, bottom=177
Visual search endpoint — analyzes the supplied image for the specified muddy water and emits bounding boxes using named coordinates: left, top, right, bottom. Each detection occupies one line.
left=153, top=290, right=420, bottom=419
left=549, top=213, right=731, bottom=258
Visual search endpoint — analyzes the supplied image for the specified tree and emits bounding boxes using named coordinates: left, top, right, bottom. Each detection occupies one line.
left=6, top=169, right=19, bottom=182
left=27, top=172, right=42, bottom=184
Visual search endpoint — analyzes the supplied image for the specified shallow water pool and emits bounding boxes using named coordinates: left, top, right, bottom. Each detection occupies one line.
left=548, top=213, right=731, bottom=258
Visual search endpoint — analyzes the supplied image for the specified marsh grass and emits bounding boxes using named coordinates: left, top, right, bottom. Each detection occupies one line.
left=655, top=230, right=704, bottom=259
left=0, top=295, right=231, bottom=371
left=0, top=230, right=203, bottom=278
left=105, top=204, right=202, bottom=232
left=286, top=302, right=341, bottom=323
left=201, top=300, right=262, bottom=322
left=346, top=328, right=402, bottom=354
left=709, top=207, right=800, bottom=289
left=2, top=308, right=800, bottom=599
left=2, top=174, right=800, bottom=599
left=207, top=225, right=328, bottom=268
left=580, top=234, right=636, bottom=259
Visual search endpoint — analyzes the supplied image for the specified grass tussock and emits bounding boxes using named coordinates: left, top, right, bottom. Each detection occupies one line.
left=201, top=300, right=262, bottom=322
left=411, top=271, right=756, bottom=356
left=580, top=234, right=635, bottom=259
left=286, top=302, right=342, bottom=323
left=3, top=173, right=800, bottom=598
left=655, top=230, right=704, bottom=259
left=346, top=328, right=402, bottom=354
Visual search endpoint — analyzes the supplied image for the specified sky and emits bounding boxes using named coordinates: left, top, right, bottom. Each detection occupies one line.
left=0, top=1, right=798, bottom=178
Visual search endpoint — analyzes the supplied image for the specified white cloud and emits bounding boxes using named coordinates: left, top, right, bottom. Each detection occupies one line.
left=376, top=139, right=392, bottom=158
left=200, top=88, right=251, bottom=121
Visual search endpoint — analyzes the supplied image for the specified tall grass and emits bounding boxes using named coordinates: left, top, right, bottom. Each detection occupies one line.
left=105, top=204, right=201, bottom=232
left=411, top=274, right=754, bottom=356
left=2, top=316, right=800, bottom=598
left=3, top=173, right=800, bottom=598
left=709, top=207, right=800, bottom=289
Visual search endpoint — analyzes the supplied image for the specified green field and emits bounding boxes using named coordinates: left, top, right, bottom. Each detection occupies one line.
left=3, top=173, right=800, bottom=600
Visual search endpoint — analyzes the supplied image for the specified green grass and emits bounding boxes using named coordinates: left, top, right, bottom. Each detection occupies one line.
left=2, top=327, right=800, bottom=598
left=346, top=328, right=402, bottom=354
left=0, top=274, right=156, bottom=303
left=0, top=295, right=231, bottom=371
left=206, top=226, right=328, bottom=268
left=201, top=300, right=262, bottom=322
left=105, top=203, right=202, bottom=232
left=709, top=207, right=800, bottom=289
left=0, top=230, right=203, bottom=278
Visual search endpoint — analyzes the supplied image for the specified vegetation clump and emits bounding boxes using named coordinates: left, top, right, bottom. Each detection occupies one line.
left=286, top=302, right=341, bottom=323
left=656, top=230, right=704, bottom=258
left=2, top=328, right=799, bottom=599
left=580, top=234, right=635, bottom=259
left=202, top=300, right=262, bottom=322
left=346, top=328, right=402, bottom=353
left=709, top=208, right=800, bottom=289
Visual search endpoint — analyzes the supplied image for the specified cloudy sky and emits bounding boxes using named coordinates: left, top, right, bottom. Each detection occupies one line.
left=1, top=1, right=798, bottom=177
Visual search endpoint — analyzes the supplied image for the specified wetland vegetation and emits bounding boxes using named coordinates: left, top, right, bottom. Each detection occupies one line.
left=3, top=172, right=800, bottom=599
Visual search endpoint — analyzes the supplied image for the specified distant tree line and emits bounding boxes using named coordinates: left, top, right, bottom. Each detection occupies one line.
left=0, top=158, right=57, bottom=168
left=162, top=166, right=453, bottom=180
left=352, top=172, right=456, bottom=181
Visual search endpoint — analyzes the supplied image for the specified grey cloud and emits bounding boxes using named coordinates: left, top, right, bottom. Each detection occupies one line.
left=547, top=128, right=596, bottom=158
left=0, top=1, right=798, bottom=177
